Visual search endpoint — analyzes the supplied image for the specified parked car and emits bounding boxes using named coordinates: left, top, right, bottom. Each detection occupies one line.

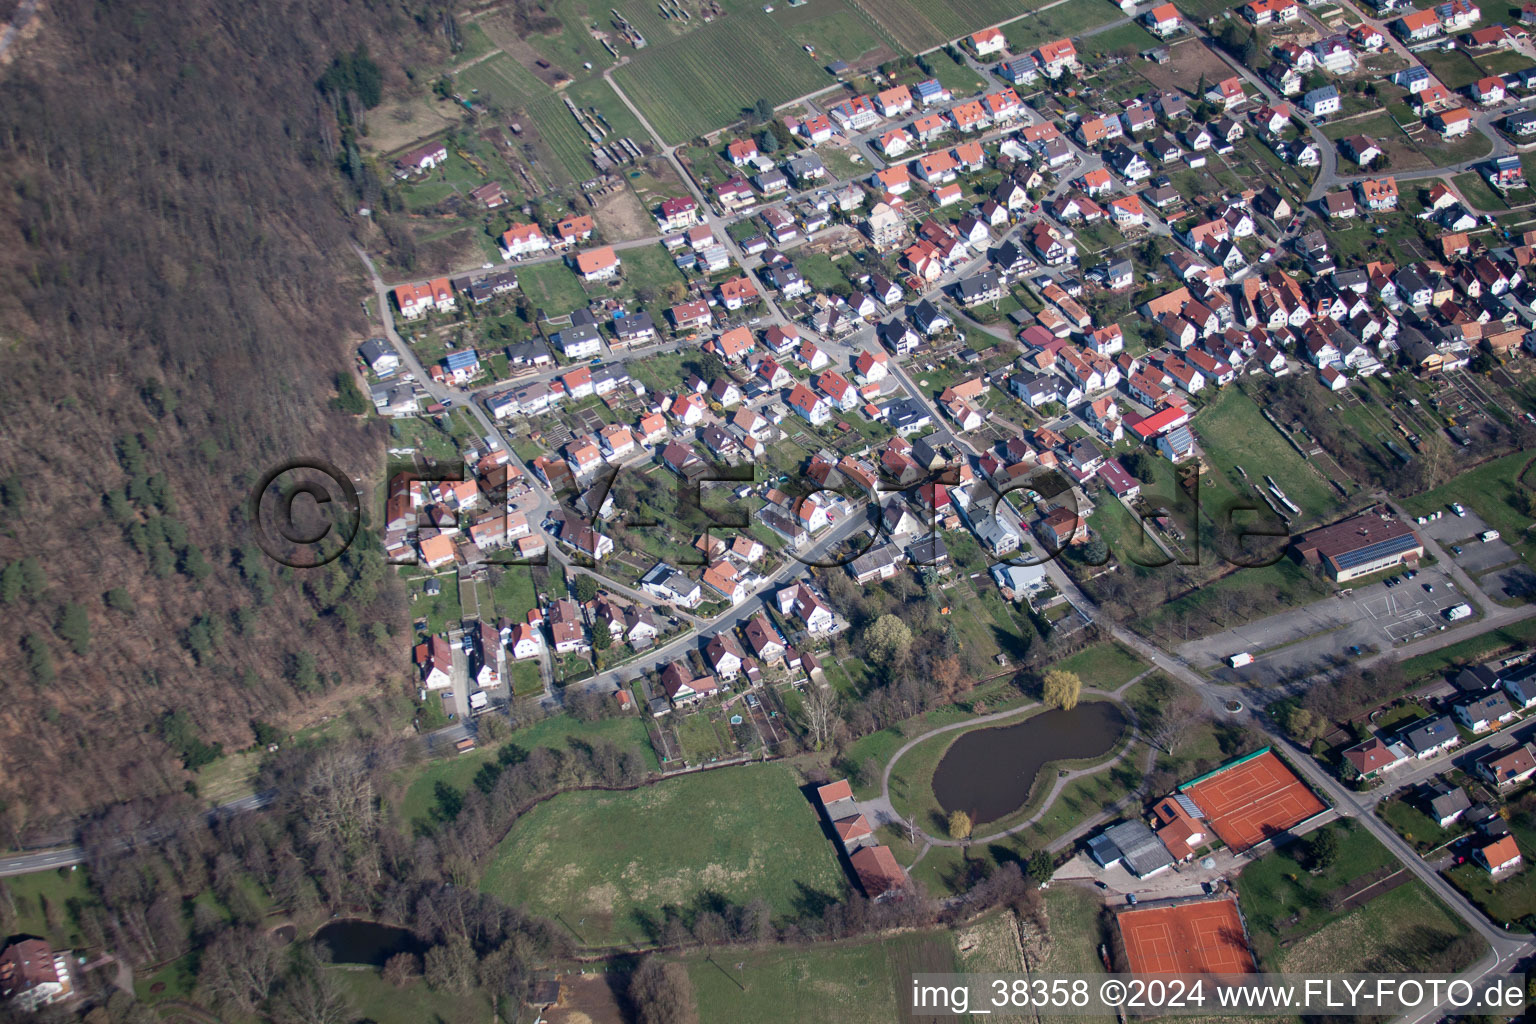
left=1452, top=545, right=1463, bottom=555
left=1424, top=583, right=1435, bottom=593
left=1451, top=502, right=1466, bottom=516
left=1126, top=893, right=1138, bottom=905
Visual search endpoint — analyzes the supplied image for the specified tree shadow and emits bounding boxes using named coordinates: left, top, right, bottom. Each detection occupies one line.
left=790, top=880, right=839, bottom=920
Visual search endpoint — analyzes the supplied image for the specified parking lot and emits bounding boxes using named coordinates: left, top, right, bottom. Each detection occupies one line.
left=1418, top=506, right=1522, bottom=578
left=1180, top=561, right=1468, bottom=685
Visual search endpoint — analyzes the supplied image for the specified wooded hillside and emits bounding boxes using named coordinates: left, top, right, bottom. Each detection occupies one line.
left=0, top=0, right=449, bottom=828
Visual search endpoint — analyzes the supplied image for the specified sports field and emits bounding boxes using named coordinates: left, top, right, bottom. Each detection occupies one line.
left=478, top=762, right=846, bottom=946
left=1180, top=750, right=1326, bottom=852
left=1118, top=898, right=1256, bottom=975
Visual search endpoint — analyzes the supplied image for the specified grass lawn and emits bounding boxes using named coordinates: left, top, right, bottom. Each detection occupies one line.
left=781, top=7, right=888, bottom=64
left=1399, top=618, right=1536, bottom=684
left=1417, top=47, right=1486, bottom=90
left=333, top=966, right=493, bottom=1024
left=617, top=244, right=687, bottom=300
left=479, top=763, right=846, bottom=946
left=510, top=660, right=544, bottom=696
left=2, top=867, right=94, bottom=948
left=1083, top=21, right=1160, bottom=56
left=395, top=715, right=658, bottom=827
left=1090, top=491, right=1176, bottom=569
left=1444, top=802, right=1536, bottom=925
left=1235, top=821, right=1404, bottom=964
left=997, top=743, right=1147, bottom=854
left=193, top=748, right=262, bottom=806
left=1453, top=170, right=1511, bottom=213
left=1051, top=642, right=1147, bottom=691
left=1272, top=878, right=1483, bottom=972
left=686, top=929, right=958, bottom=1024
left=1004, top=0, right=1124, bottom=53
left=1200, top=385, right=1351, bottom=529
left=887, top=701, right=1132, bottom=839
left=1378, top=794, right=1457, bottom=853
left=135, top=955, right=197, bottom=1003
left=1134, top=555, right=1331, bottom=642
left=1401, top=451, right=1536, bottom=572
left=926, top=47, right=986, bottom=97
left=517, top=260, right=589, bottom=316
left=673, top=709, right=735, bottom=764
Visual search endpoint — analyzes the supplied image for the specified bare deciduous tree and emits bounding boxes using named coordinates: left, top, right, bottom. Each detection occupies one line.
left=801, top=685, right=837, bottom=751
left=198, top=927, right=284, bottom=1014
left=1148, top=685, right=1207, bottom=756
left=269, top=969, right=353, bottom=1024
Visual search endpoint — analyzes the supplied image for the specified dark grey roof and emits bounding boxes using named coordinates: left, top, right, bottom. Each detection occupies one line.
left=1401, top=715, right=1457, bottom=753
left=1426, top=781, right=1470, bottom=818
left=848, top=543, right=902, bottom=578
left=1100, top=820, right=1175, bottom=877
left=614, top=310, right=655, bottom=337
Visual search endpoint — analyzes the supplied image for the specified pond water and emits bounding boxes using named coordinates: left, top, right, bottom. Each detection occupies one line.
left=313, top=920, right=426, bottom=967
left=931, top=701, right=1127, bottom=825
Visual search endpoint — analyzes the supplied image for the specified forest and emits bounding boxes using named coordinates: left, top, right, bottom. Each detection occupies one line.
left=0, top=0, right=456, bottom=826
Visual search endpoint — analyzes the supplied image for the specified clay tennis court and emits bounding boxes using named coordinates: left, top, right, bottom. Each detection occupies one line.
left=1118, top=899, right=1256, bottom=976
left=1181, top=750, right=1326, bottom=852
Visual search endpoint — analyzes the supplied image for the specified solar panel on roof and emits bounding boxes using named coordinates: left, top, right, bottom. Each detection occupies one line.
left=1331, top=531, right=1418, bottom=569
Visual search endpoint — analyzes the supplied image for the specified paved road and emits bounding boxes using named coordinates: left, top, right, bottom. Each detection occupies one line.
left=0, top=791, right=273, bottom=878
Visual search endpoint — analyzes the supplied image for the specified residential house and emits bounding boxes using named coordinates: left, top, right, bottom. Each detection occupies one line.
left=1477, top=744, right=1536, bottom=789
left=1356, top=176, right=1399, bottom=211
left=1145, top=2, right=1183, bottom=35
left=1302, top=85, right=1341, bottom=117
left=573, top=246, right=621, bottom=282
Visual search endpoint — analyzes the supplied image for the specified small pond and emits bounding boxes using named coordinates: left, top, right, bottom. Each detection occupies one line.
left=313, top=919, right=426, bottom=967
left=931, top=701, right=1127, bottom=825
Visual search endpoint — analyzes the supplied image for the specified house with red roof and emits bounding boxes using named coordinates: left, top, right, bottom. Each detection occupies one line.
left=500, top=221, right=550, bottom=260
left=853, top=349, right=890, bottom=382
left=850, top=845, right=907, bottom=899
left=553, top=214, right=595, bottom=247
left=1476, top=835, right=1522, bottom=873
left=668, top=299, right=712, bottom=331
left=717, top=275, right=759, bottom=310
left=573, top=246, right=621, bottom=281
left=726, top=138, right=758, bottom=165
left=1145, top=2, right=1183, bottom=35
left=658, top=196, right=699, bottom=231
left=1128, top=405, right=1190, bottom=440
left=706, top=325, right=755, bottom=362
left=414, top=635, right=454, bottom=688
left=876, top=85, right=913, bottom=117
left=970, top=25, right=1007, bottom=55
left=787, top=383, right=830, bottom=425
left=1035, top=38, right=1079, bottom=77
left=1242, top=0, right=1300, bottom=24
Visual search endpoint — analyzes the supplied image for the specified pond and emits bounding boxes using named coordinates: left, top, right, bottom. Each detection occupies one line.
left=931, top=701, right=1127, bottom=826
left=313, top=920, right=426, bottom=967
